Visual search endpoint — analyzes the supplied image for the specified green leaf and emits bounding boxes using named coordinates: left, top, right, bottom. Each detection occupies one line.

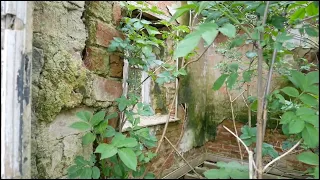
left=302, top=123, right=319, bottom=148
left=202, top=28, right=219, bottom=47
left=296, top=107, right=315, bottom=116
left=305, top=85, right=319, bottom=95
left=228, top=63, right=239, bottom=72
left=197, top=22, right=219, bottom=46
left=80, top=167, right=92, bottom=179
left=146, top=26, right=161, bottom=36
left=197, top=1, right=209, bottom=13
left=91, top=111, right=105, bottom=126
left=104, top=125, right=116, bottom=138
left=216, top=161, right=249, bottom=171
left=204, top=169, right=230, bottom=179
left=282, top=124, right=290, bottom=135
left=290, top=70, right=307, bottom=90
left=275, top=93, right=285, bottom=103
left=270, top=15, right=287, bottom=29
left=246, top=51, right=258, bottom=59
left=95, top=120, right=109, bottom=134
left=300, top=114, right=319, bottom=128
left=169, top=4, right=197, bottom=23
left=118, top=148, right=137, bottom=171
left=75, top=156, right=89, bottom=166
left=82, top=132, right=96, bottom=145
left=280, top=111, right=295, bottom=125
left=289, top=119, right=305, bottom=134
left=297, top=152, right=319, bottom=166
left=280, top=87, right=299, bottom=97
left=227, top=72, right=238, bottom=90
left=76, top=111, right=92, bottom=122
left=218, top=23, right=236, bottom=38
left=229, top=36, right=245, bottom=48
left=290, top=8, right=306, bottom=22
left=306, top=3, right=318, bottom=16
left=68, top=165, right=81, bottom=178
left=178, top=68, right=187, bottom=76
left=305, top=27, right=319, bottom=37
left=243, top=70, right=253, bottom=82
left=212, top=74, right=228, bottom=90
left=256, top=3, right=266, bottom=17
left=92, top=166, right=100, bottom=179
left=70, top=122, right=91, bottom=131
left=95, top=144, right=118, bottom=159
left=306, top=71, right=319, bottom=85
left=89, top=154, right=96, bottom=166
left=144, top=172, right=156, bottom=179
left=311, top=167, right=319, bottom=179
left=252, top=29, right=260, bottom=40
left=115, top=137, right=138, bottom=148
left=230, top=169, right=249, bottom=179
left=111, top=132, right=127, bottom=147
left=276, top=32, right=293, bottom=43
left=173, top=32, right=201, bottom=59
left=133, top=21, right=143, bottom=30
left=299, top=94, right=318, bottom=106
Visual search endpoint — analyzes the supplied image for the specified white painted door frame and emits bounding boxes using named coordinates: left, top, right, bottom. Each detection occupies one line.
left=1, top=1, right=33, bottom=179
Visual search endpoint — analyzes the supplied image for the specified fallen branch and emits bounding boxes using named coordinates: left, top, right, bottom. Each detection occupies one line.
left=262, top=139, right=302, bottom=172
left=223, top=125, right=257, bottom=179
left=164, top=136, right=204, bottom=179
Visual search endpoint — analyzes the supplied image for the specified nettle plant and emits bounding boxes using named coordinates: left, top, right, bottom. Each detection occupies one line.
left=67, top=2, right=193, bottom=179
left=168, top=1, right=319, bottom=179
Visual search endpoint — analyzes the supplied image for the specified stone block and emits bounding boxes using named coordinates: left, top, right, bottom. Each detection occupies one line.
left=96, top=21, right=123, bottom=47
left=83, top=46, right=109, bottom=77
left=109, top=54, right=124, bottom=78
left=92, top=76, right=123, bottom=101
left=112, top=2, right=122, bottom=25
left=86, top=1, right=113, bottom=23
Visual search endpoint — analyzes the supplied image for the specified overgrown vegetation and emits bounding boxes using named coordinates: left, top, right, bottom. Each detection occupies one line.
left=67, top=2, right=191, bottom=179
left=168, top=1, right=318, bottom=179
left=67, top=1, right=319, bottom=179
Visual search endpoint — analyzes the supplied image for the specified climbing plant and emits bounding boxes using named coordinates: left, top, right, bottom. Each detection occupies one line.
left=168, top=1, right=319, bottom=179
left=67, top=2, right=193, bottom=179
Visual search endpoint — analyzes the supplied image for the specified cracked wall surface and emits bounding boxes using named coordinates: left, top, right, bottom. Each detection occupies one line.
left=31, top=1, right=123, bottom=178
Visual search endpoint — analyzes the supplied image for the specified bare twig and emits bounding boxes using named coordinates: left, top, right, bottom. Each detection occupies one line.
left=262, top=48, right=277, bottom=139
left=183, top=41, right=214, bottom=68
left=262, top=139, right=302, bottom=172
left=226, top=89, right=244, bottom=163
left=232, top=89, right=246, bottom=103
left=164, top=136, right=204, bottom=179
left=158, top=104, right=188, bottom=178
left=155, top=90, right=178, bottom=153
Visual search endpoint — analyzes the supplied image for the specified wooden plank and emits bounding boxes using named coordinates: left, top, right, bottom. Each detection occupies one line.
left=203, top=161, right=219, bottom=169
left=162, top=154, right=205, bottom=179
left=195, top=167, right=208, bottom=175
left=184, top=173, right=198, bottom=179
left=1, top=1, right=32, bottom=179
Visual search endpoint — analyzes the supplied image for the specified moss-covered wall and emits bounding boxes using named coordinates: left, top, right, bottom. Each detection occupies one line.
left=178, top=30, right=290, bottom=152
left=31, top=1, right=123, bottom=178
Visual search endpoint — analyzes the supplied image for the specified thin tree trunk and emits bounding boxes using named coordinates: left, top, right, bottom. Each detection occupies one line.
left=255, top=1, right=270, bottom=179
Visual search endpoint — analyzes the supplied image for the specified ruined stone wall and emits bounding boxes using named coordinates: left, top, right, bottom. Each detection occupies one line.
left=31, top=1, right=123, bottom=178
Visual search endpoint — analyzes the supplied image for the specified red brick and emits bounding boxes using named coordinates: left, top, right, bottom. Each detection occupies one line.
left=96, top=21, right=123, bottom=47
left=112, top=2, right=122, bottom=25
left=92, top=76, right=123, bottom=101
left=109, top=54, right=123, bottom=78
left=83, top=46, right=109, bottom=77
